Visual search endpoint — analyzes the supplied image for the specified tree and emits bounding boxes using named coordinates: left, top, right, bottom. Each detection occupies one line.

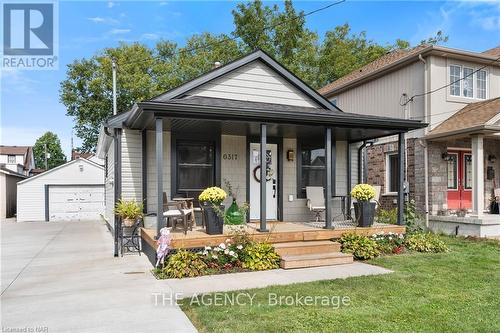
left=33, top=132, right=66, bottom=170
left=61, top=0, right=448, bottom=150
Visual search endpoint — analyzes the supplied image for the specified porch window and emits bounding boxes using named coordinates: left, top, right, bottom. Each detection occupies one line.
left=297, top=143, right=325, bottom=198
left=447, top=154, right=458, bottom=190
left=386, top=153, right=399, bottom=193
left=176, top=140, right=215, bottom=195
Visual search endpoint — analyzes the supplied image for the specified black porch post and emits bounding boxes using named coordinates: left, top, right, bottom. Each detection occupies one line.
left=324, top=127, right=332, bottom=229
left=142, top=129, right=147, bottom=213
left=259, top=123, right=268, bottom=232
left=397, top=132, right=405, bottom=225
left=346, top=143, right=352, bottom=220
left=156, top=117, right=163, bottom=235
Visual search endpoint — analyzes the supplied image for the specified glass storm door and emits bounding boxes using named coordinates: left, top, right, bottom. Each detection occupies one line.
left=447, top=151, right=472, bottom=210
left=249, top=143, right=278, bottom=220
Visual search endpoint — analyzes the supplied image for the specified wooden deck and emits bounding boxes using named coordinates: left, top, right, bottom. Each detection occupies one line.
left=141, top=222, right=405, bottom=250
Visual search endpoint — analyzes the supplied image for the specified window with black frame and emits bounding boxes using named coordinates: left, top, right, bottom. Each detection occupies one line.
left=176, top=140, right=215, bottom=198
left=298, top=143, right=326, bottom=198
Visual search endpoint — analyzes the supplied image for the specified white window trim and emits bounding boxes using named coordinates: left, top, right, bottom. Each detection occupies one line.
left=463, top=153, right=472, bottom=191
left=7, top=155, right=16, bottom=164
left=384, top=152, right=398, bottom=195
left=446, top=152, right=458, bottom=191
left=448, top=63, right=489, bottom=100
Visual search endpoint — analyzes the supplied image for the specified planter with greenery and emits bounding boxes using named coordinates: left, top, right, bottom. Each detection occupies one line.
left=199, top=187, right=227, bottom=235
left=351, top=184, right=376, bottom=227
left=114, top=199, right=143, bottom=227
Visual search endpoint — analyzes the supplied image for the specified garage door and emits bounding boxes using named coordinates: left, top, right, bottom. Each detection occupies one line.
left=48, top=185, right=105, bottom=221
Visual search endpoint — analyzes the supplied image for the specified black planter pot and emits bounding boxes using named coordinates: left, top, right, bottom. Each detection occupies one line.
left=490, top=201, right=499, bottom=214
left=203, top=204, right=225, bottom=235
left=353, top=201, right=376, bottom=227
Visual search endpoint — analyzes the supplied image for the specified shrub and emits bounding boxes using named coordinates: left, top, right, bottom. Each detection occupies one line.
left=405, top=232, right=449, bottom=253
left=350, top=184, right=376, bottom=201
left=340, top=233, right=380, bottom=260
left=371, top=232, right=405, bottom=254
left=242, top=242, right=280, bottom=271
left=377, top=208, right=397, bottom=224
left=201, top=238, right=245, bottom=268
left=164, top=250, right=208, bottom=278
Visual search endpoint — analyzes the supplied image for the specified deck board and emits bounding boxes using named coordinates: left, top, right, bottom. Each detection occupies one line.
left=141, top=222, right=405, bottom=250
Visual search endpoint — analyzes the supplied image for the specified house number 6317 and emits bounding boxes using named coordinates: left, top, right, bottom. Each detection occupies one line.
left=223, top=153, right=238, bottom=160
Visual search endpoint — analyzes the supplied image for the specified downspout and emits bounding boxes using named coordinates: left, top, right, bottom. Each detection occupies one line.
left=357, top=141, right=368, bottom=184
left=357, top=140, right=374, bottom=183
left=419, top=53, right=430, bottom=227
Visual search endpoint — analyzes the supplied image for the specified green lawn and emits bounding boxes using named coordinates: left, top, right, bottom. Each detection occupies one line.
left=181, top=237, right=500, bottom=333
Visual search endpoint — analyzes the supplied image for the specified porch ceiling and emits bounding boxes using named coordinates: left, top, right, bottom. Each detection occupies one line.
left=124, top=96, right=426, bottom=143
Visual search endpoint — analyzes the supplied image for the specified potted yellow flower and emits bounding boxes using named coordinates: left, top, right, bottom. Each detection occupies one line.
left=350, top=184, right=376, bottom=227
left=199, top=186, right=227, bottom=235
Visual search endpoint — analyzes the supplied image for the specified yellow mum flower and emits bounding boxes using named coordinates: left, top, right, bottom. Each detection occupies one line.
left=199, top=186, right=227, bottom=205
left=350, top=184, right=376, bottom=202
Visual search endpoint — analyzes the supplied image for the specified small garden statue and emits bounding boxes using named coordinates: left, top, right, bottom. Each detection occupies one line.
left=155, top=227, right=172, bottom=267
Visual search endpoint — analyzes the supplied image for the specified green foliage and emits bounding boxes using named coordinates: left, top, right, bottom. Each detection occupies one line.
left=405, top=199, right=425, bottom=234
left=340, top=233, right=380, bottom=260
left=62, top=1, right=445, bottom=150
left=405, top=232, right=449, bottom=253
left=33, top=131, right=67, bottom=169
left=164, top=250, right=208, bottom=279
left=242, top=242, right=280, bottom=271
left=376, top=207, right=397, bottom=224
left=114, top=199, right=143, bottom=220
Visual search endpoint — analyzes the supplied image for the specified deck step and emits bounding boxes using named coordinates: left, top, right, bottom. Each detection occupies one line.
left=273, top=240, right=341, bottom=256
left=280, top=252, right=353, bottom=269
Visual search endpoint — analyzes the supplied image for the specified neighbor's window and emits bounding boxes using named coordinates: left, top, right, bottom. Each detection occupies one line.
left=298, top=143, right=325, bottom=198
left=463, top=67, right=474, bottom=98
left=477, top=70, right=486, bottom=99
left=386, top=153, right=399, bottom=193
left=7, top=155, right=16, bottom=164
left=176, top=140, right=215, bottom=194
left=450, top=65, right=461, bottom=96
left=447, top=154, right=458, bottom=190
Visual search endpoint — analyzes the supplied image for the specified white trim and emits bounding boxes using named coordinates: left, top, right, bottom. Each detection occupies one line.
left=447, top=147, right=472, bottom=151
left=17, top=158, right=104, bottom=185
left=384, top=151, right=398, bottom=195
left=463, top=153, right=473, bottom=191
left=448, top=62, right=489, bottom=101
left=446, top=152, right=459, bottom=191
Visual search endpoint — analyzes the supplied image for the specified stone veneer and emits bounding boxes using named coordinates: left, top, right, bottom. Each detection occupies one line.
left=366, top=136, right=500, bottom=215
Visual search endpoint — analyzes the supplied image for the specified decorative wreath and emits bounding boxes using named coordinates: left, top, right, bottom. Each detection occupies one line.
left=253, top=166, right=273, bottom=183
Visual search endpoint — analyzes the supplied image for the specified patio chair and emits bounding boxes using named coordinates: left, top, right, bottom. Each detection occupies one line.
left=306, top=186, right=325, bottom=222
left=162, top=192, right=194, bottom=234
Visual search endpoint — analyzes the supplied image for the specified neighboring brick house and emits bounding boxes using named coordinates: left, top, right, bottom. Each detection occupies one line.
left=320, top=45, right=500, bottom=227
left=0, top=146, right=35, bottom=176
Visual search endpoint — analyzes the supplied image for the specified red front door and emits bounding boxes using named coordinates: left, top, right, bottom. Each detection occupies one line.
left=447, top=150, right=472, bottom=210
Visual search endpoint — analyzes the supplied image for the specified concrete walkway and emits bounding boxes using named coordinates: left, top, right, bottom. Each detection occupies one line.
left=1, top=220, right=197, bottom=333
left=165, top=263, right=393, bottom=298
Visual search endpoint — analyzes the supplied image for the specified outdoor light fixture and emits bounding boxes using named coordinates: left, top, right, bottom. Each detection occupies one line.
left=488, top=155, right=497, bottom=163
left=287, top=149, right=295, bottom=162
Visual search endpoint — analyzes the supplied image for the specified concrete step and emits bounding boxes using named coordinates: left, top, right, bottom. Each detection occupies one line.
left=273, top=240, right=341, bottom=256
left=280, top=252, right=353, bottom=269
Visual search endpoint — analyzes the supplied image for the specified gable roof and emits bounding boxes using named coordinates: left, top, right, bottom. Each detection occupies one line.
left=0, top=165, right=27, bottom=178
left=483, top=46, right=500, bottom=57
left=427, top=97, right=500, bottom=139
left=0, top=145, right=34, bottom=170
left=18, top=157, right=104, bottom=184
left=319, top=44, right=500, bottom=97
left=150, top=49, right=340, bottom=112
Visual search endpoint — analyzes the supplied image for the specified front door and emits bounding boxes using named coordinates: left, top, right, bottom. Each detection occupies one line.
left=447, top=150, right=472, bottom=210
left=249, top=143, right=278, bottom=220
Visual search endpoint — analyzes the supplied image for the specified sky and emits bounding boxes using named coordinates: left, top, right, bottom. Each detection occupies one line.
left=1, top=0, right=499, bottom=159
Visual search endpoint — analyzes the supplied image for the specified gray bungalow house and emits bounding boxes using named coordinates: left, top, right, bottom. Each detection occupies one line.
left=96, top=50, right=425, bottom=254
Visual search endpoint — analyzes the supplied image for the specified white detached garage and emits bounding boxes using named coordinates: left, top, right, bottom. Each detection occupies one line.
left=17, top=158, right=105, bottom=222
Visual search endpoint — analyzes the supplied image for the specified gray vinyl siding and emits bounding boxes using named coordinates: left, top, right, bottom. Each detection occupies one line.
left=104, top=142, right=115, bottom=223
left=221, top=135, right=246, bottom=207
left=121, top=129, right=142, bottom=202
left=188, top=60, right=318, bottom=108
left=146, top=130, right=171, bottom=213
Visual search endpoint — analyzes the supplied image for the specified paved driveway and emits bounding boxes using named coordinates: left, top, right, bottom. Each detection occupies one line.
left=1, top=220, right=197, bottom=333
